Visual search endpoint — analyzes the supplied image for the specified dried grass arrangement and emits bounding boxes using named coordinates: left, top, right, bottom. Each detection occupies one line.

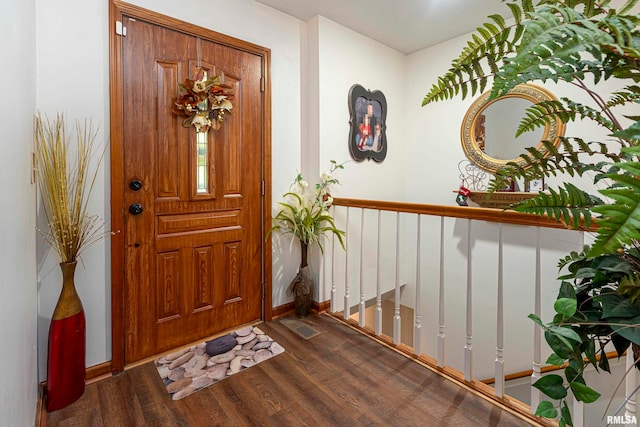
left=34, top=113, right=108, bottom=263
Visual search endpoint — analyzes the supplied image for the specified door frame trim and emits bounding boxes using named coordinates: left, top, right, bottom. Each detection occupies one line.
left=108, top=0, right=272, bottom=373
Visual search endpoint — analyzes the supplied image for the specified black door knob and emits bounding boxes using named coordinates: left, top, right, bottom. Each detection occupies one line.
left=129, top=179, right=143, bottom=191
left=129, top=203, right=143, bottom=215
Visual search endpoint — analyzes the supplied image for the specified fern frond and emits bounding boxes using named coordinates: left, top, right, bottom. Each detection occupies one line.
left=517, top=98, right=617, bottom=137
left=591, top=162, right=640, bottom=255
left=557, top=245, right=591, bottom=270
left=618, top=274, right=640, bottom=304
left=612, top=121, right=640, bottom=145
left=534, top=0, right=612, bottom=18
left=621, top=145, right=640, bottom=158
left=562, top=98, right=617, bottom=131
left=422, top=12, right=522, bottom=105
left=617, top=0, right=640, bottom=15
left=487, top=137, right=622, bottom=194
left=492, top=6, right=636, bottom=95
left=516, top=100, right=571, bottom=136
left=513, top=182, right=601, bottom=228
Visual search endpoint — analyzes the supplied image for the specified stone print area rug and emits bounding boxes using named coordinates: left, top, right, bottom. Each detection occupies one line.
left=154, top=325, right=285, bottom=400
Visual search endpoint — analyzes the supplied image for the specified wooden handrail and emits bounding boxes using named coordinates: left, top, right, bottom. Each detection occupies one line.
left=332, top=197, right=597, bottom=231
left=480, top=350, right=621, bottom=385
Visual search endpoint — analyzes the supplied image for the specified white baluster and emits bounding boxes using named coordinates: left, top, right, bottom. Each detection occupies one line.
left=464, top=219, right=473, bottom=381
left=626, top=349, right=638, bottom=425
left=495, top=224, right=504, bottom=398
left=414, top=214, right=422, bottom=355
left=319, top=242, right=325, bottom=304
left=393, top=212, right=401, bottom=345
left=330, top=206, right=336, bottom=312
left=437, top=216, right=446, bottom=368
left=359, top=208, right=365, bottom=327
left=531, top=227, right=542, bottom=413
left=344, top=207, right=350, bottom=320
left=375, top=210, right=382, bottom=336
left=572, top=399, right=584, bottom=427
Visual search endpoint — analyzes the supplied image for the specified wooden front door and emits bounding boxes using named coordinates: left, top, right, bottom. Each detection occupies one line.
left=115, top=12, right=267, bottom=364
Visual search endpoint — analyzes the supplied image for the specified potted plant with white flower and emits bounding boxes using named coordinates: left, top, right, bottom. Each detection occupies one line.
left=268, top=160, right=346, bottom=316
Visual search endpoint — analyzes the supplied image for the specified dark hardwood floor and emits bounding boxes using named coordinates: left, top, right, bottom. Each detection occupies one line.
left=46, top=314, right=533, bottom=426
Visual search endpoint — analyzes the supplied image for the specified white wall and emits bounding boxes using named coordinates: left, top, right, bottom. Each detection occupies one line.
left=0, top=0, right=38, bottom=423
left=299, top=17, right=409, bottom=304
left=316, top=17, right=407, bottom=202
left=36, top=0, right=111, bottom=381
left=405, top=32, right=626, bottom=204
left=404, top=34, right=473, bottom=204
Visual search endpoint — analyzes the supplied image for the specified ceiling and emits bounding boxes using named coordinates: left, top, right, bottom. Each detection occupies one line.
left=253, top=0, right=510, bottom=54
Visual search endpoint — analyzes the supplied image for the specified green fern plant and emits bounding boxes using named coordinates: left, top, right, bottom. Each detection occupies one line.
left=424, top=0, right=640, bottom=254
left=423, top=0, right=640, bottom=424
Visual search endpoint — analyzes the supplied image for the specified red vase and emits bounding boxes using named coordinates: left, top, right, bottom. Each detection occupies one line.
left=46, top=261, right=86, bottom=411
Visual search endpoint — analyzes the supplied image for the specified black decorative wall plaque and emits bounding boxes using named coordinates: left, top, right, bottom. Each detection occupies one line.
left=348, top=84, right=387, bottom=162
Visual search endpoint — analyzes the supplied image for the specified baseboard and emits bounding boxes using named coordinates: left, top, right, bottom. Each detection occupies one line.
left=35, top=383, right=46, bottom=427
left=35, top=360, right=114, bottom=425
left=272, top=299, right=330, bottom=319
left=86, top=361, right=113, bottom=384
left=313, top=299, right=331, bottom=313
left=272, top=301, right=295, bottom=319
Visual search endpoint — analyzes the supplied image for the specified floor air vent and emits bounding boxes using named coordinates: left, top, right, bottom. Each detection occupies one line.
left=280, top=318, right=321, bottom=340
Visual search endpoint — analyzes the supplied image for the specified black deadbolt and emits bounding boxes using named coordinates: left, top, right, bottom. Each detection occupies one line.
left=129, top=179, right=143, bottom=191
left=129, top=203, right=143, bottom=215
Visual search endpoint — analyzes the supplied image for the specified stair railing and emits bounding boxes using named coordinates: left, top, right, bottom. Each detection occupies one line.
left=322, top=198, right=634, bottom=427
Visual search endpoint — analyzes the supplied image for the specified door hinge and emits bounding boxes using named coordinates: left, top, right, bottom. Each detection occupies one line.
left=116, top=20, right=127, bottom=37
left=260, top=77, right=265, bottom=92
left=261, top=180, right=265, bottom=196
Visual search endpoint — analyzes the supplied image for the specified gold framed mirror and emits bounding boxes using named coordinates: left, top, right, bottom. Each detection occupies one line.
left=460, top=84, right=565, bottom=173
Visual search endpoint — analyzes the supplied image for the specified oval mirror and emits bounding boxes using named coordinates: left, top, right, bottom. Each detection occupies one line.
left=460, top=84, right=565, bottom=173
